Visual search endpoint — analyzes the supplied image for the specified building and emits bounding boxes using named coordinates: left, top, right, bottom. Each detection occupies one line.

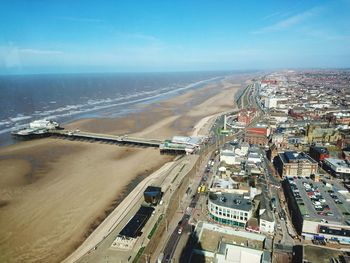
left=143, top=186, right=162, bottom=205
left=258, top=196, right=275, bottom=234
left=282, top=176, right=350, bottom=244
left=208, top=192, right=253, bottom=228
left=237, top=108, right=257, bottom=126
left=274, top=151, right=318, bottom=177
left=323, top=158, right=350, bottom=179
left=245, top=128, right=269, bottom=146
left=307, top=125, right=341, bottom=144
left=264, top=96, right=287, bottom=109
left=119, top=205, right=155, bottom=238
left=220, top=142, right=248, bottom=165
left=214, top=243, right=264, bottom=263
left=160, top=136, right=205, bottom=154
left=191, top=222, right=267, bottom=262
left=309, top=146, right=330, bottom=162
left=271, top=133, right=288, bottom=149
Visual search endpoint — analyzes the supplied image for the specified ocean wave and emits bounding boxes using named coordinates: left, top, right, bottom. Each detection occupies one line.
left=2, top=76, right=222, bottom=135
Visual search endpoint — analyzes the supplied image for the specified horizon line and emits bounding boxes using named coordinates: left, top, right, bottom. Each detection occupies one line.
left=1, top=67, right=350, bottom=77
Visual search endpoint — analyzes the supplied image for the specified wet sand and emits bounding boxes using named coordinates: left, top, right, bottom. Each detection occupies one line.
left=0, top=76, right=244, bottom=262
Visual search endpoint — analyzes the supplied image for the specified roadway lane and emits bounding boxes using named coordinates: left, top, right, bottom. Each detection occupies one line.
left=161, top=208, right=193, bottom=262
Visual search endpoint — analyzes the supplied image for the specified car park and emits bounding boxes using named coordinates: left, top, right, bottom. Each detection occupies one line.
left=315, top=206, right=324, bottom=211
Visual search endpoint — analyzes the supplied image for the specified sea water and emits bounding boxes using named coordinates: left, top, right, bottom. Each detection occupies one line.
left=0, top=71, right=230, bottom=146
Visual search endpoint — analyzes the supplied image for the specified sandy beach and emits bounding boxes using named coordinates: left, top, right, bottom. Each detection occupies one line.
left=0, top=75, right=244, bottom=262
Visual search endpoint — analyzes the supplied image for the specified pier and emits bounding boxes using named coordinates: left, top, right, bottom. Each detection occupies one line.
left=47, top=130, right=203, bottom=155
left=49, top=130, right=162, bottom=148
left=11, top=120, right=205, bottom=155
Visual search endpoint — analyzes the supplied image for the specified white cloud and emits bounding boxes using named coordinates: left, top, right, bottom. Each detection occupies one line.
left=56, top=16, right=102, bottom=23
left=253, top=7, right=323, bottom=34
left=19, top=48, right=63, bottom=55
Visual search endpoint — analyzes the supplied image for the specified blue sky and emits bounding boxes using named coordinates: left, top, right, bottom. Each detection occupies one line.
left=0, top=0, right=350, bottom=74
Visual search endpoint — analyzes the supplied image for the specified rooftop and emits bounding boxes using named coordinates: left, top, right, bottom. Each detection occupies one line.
left=285, top=176, right=350, bottom=224
left=310, top=146, right=329, bottom=155
left=325, top=158, right=350, bottom=169
left=246, top=128, right=268, bottom=136
left=144, top=186, right=162, bottom=196
left=280, top=151, right=317, bottom=164
left=216, top=243, right=263, bottom=263
left=208, top=192, right=252, bottom=212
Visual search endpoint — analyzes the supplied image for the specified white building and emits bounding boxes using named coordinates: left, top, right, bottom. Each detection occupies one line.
left=247, top=152, right=261, bottom=164
left=258, top=196, right=275, bottom=234
left=29, top=120, right=59, bottom=130
left=220, top=143, right=249, bottom=165
left=259, top=210, right=275, bottom=234
left=214, top=243, right=263, bottom=263
left=192, top=222, right=267, bottom=263
left=324, top=158, right=350, bottom=177
left=264, top=96, right=287, bottom=109
left=208, top=192, right=253, bottom=228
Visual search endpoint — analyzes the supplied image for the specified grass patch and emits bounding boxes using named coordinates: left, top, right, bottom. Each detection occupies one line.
left=132, top=246, right=145, bottom=263
left=148, top=214, right=164, bottom=240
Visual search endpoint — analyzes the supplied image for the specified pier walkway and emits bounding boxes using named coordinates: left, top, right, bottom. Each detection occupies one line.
left=49, top=130, right=162, bottom=148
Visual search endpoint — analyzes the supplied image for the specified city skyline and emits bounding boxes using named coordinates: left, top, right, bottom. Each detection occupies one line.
left=1, top=0, right=350, bottom=74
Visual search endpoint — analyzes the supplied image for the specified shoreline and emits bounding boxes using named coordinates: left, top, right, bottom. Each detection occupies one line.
left=0, top=75, right=227, bottom=148
left=0, top=75, right=246, bottom=263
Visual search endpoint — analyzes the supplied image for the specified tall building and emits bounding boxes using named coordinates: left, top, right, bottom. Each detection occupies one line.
left=274, top=151, right=318, bottom=177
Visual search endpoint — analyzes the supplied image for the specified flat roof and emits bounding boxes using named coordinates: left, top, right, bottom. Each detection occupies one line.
left=217, top=243, right=263, bottom=263
left=325, top=158, right=350, bottom=169
left=285, top=176, right=350, bottom=224
left=209, top=192, right=252, bottom=212
left=279, top=151, right=317, bottom=164
left=119, top=206, right=154, bottom=238
left=144, top=186, right=162, bottom=195
left=199, top=222, right=266, bottom=242
left=310, top=146, right=329, bottom=154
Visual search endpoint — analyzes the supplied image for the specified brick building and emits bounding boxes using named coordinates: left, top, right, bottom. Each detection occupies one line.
left=237, top=108, right=257, bottom=126
left=309, top=146, right=330, bottom=162
left=244, top=128, right=269, bottom=146
left=274, top=151, right=318, bottom=177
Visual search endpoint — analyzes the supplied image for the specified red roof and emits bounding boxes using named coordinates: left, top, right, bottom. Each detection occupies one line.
left=246, top=128, right=268, bottom=135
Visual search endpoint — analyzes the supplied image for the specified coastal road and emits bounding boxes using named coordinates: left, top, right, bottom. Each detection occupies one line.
left=160, top=149, right=219, bottom=263
left=161, top=214, right=191, bottom=262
